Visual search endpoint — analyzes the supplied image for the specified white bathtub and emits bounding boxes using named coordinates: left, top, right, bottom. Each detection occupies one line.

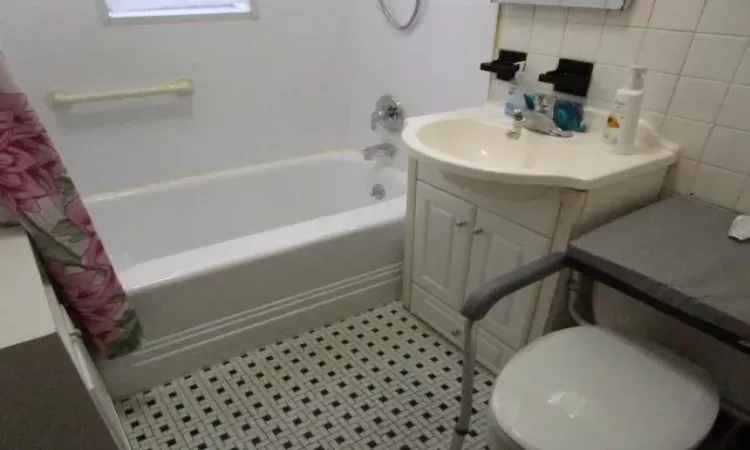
left=89, top=151, right=406, bottom=397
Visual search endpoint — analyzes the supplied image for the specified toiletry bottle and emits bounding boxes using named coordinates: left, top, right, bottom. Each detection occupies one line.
left=505, top=62, right=527, bottom=116
left=554, top=100, right=586, bottom=132
left=603, top=66, right=647, bottom=154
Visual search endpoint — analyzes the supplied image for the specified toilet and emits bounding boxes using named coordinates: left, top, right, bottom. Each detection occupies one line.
left=486, top=326, right=719, bottom=450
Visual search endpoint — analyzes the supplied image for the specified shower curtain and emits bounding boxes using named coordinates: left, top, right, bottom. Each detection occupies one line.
left=0, top=51, right=141, bottom=359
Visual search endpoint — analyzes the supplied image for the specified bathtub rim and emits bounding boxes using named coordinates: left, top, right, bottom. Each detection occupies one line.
left=119, top=196, right=406, bottom=295
left=84, top=148, right=401, bottom=204
left=91, top=148, right=406, bottom=294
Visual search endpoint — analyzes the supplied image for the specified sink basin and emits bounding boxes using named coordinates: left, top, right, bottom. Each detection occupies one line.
left=402, top=107, right=678, bottom=190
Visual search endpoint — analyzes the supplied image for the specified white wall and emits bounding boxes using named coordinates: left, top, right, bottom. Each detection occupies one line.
left=1, top=0, right=350, bottom=195
left=492, top=0, right=750, bottom=212
left=348, top=0, right=497, bottom=152
left=0, top=0, right=496, bottom=196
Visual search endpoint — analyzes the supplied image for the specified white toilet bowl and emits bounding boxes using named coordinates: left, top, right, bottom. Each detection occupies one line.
left=486, top=326, right=719, bottom=450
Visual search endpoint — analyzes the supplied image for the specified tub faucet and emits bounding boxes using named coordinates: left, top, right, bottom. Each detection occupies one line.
left=362, top=143, right=396, bottom=161
left=519, top=93, right=573, bottom=138
left=370, top=95, right=405, bottom=132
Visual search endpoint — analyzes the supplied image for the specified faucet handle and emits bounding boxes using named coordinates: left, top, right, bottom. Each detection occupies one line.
left=507, top=111, right=524, bottom=140
left=535, top=93, right=555, bottom=113
left=371, top=95, right=405, bottom=132
left=371, top=110, right=384, bottom=131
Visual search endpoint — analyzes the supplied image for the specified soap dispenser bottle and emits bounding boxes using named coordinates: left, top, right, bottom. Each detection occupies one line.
left=505, top=61, right=527, bottom=116
left=603, top=66, right=647, bottom=154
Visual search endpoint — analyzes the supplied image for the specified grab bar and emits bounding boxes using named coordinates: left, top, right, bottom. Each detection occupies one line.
left=45, top=77, right=195, bottom=109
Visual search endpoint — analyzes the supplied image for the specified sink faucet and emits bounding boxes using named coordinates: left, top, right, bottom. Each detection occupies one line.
left=362, top=142, right=396, bottom=160
left=518, top=93, right=573, bottom=138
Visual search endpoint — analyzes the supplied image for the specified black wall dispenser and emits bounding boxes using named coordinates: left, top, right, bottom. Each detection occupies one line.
left=538, top=58, right=594, bottom=97
left=480, top=49, right=527, bottom=81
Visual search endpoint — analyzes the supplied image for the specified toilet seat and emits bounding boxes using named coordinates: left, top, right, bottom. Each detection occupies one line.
left=488, top=326, right=719, bottom=450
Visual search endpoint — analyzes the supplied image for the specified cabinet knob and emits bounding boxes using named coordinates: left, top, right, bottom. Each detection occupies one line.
left=455, top=221, right=468, bottom=228
left=472, top=228, right=484, bottom=235
left=450, top=329, right=461, bottom=337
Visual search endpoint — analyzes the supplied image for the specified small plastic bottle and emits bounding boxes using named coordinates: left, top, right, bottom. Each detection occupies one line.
left=504, top=62, right=527, bottom=116
left=603, top=66, right=647, bottom=154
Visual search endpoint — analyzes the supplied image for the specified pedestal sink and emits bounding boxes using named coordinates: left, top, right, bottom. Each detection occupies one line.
left=401, top=106, right=680, bottom=385
left=402, top=106, right=677, bottom=189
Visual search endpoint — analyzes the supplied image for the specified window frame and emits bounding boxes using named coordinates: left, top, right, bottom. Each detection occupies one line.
left=96, top=0, right=258, bottom=25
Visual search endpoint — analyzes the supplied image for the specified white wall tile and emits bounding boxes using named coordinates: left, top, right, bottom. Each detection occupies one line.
left=734, top=46, right=750, bottom=86
left=682, top=34, right=748, bottom=82
left=660, top=116, right=713, bottom=161
left=701, top=127, right=750, bottom=173
left=667, top=77, right=729, bottom=123
left=488, top=79, right=510, bottom=105
left=640, top=110, right=665, bottom=130
left=524, top=53, right=559, bottom=92
left=568, top=8, right=606, bottom=25
left=561, top=23, right=603, bottom=61
left=606, top=0, right=654, bottom=27
left=716, top=85, right=750, bottom=132
left=502, top=4, right=535, bottom=20
left=674, top=158, right=698, bottom=195
left=636, top=30, right=693, bottom=75
left=691, top=163, right=746, bottom=209
left=534, top=6, right=569, bottom=22
left=596, top=27, right=644, bottom=67
left=736, top=181, right=750, bottom=214
left=495, top=2, right=750, bottom=212
left=499, top=15, right=533, bottom=51
left=698, top=0, right=750, bottom=37
left=529, top=20, right=565, bottom=56
left=648, top=0, right=705, bottom=31
left=642, top=71, right=677, bottom=113
left=589, top=64, right=629, bottom=103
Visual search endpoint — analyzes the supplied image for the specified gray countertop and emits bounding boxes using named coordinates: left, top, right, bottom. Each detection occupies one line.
left=570, top=195, right=750, bottom=342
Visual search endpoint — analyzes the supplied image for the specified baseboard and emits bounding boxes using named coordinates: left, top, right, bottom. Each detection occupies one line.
left=100, top=264, right=402, bottom=399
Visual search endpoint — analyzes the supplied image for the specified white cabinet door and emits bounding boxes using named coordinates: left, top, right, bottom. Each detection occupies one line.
left=413, top=182, right=474, bottom=310
left=464, top=209, right=550, bottom=349
left=49, top=288, right=131, bottom=450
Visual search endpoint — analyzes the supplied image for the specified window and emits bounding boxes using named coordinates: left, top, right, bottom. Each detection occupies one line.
left=103, top=0, right=256, bottom=21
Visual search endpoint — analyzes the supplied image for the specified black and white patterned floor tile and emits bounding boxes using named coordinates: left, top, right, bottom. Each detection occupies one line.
left=116, top=302, right=495, bottom=450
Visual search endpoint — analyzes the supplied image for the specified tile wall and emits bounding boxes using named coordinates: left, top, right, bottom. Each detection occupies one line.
left=491, top=0, right=750, bottom=211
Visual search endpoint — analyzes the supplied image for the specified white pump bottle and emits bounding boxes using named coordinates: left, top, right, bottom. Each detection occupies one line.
left=603, top=66, right=647, bottom=154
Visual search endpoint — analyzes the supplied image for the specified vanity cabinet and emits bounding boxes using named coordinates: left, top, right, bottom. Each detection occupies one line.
left=0, top=228, right=128, bottom=450
left=413, top=182, right=474, bottom=310
left=404, top=158, right=670, bottom=374
left=465, top=209, right=550, bottom=348
left=413, top=182, right=550, bottom=349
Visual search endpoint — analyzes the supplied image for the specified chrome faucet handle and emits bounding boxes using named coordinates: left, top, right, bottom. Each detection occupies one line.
left=520, top=97, right=573, bottom=138
left=362, top=142, right=397, bottom=160
left=506, top=111, right=524, bottom=140
left=370, top=95, right=405, bottom=132
left=371, top=110, right=385, bottom=131
left=534, top=93, right=555, bottom=115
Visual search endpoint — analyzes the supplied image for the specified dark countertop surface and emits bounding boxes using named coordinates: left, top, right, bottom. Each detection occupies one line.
left=570, top=195, right=750, bottom=342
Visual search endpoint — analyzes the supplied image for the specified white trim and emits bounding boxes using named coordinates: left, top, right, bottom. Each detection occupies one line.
left=108, top=0, right=239, bottom=11
left=96, top=0, right=259, bottom=25
left=99, top=264, right=402, bottom=399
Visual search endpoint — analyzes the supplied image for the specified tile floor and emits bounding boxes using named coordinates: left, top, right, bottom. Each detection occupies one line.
left=116, top=302, right=495, bottom=450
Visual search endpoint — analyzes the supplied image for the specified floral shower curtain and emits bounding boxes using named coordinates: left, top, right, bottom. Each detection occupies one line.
left=0, top=51, right=141, bottom=359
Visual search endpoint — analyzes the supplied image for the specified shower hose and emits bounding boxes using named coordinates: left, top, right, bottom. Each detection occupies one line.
left=378, top=0, right=422, bottom=31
